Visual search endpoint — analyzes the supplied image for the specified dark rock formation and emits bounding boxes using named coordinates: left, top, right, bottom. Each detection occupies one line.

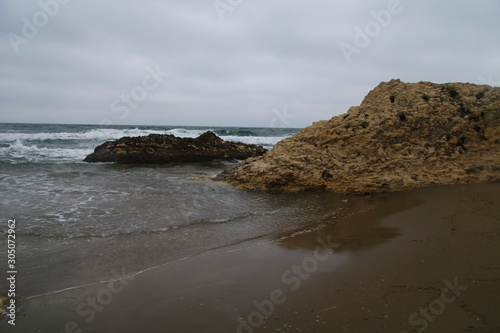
left=84, top=131, right=267, bottom=164
left=219, top=80, right=500, bottom=192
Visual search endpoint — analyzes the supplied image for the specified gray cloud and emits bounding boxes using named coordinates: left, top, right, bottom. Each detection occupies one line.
left=1, top=0, right=499, bottom=127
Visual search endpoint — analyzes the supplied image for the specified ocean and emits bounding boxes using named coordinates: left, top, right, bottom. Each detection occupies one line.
left=0, top=123, right=375, bottom=316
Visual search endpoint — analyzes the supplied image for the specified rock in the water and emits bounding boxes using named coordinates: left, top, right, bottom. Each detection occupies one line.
left=84, top=131, right=267, bottom=164
left=219, top=80, right=500, bottom=192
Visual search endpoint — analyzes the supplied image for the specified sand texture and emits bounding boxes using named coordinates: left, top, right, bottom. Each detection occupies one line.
left=2, top=182, right=499, bottom=332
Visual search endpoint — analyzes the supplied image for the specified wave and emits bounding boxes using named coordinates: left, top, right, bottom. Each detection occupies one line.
left=0, top=128, right=168, bottom=142
left=0, top=125, right=294, bottom=163
left=0, top=127, right=284, bottom=142
left=4, top=209, right=283, bottom=240
left=166, top=129, right=286, bottom=147
left=213, top=129, right=261, bottom=137
left=0, top=139, right=92, bottom=162
left=165, top=128, right=209, bottom=138
left=218, top=135, right=286, bottom=147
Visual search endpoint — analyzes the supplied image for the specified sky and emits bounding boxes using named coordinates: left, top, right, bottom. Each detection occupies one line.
left=1, top=0, right=499, bottom=128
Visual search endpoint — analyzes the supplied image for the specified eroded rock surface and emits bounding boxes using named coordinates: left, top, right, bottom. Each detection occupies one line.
left=84, top=131, right=267, bottom=164
left=219, top=80, right=500, bottom=192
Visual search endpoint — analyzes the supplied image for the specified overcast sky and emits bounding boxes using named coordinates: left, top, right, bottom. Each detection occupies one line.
left=1, top=0, right=499, bottom=128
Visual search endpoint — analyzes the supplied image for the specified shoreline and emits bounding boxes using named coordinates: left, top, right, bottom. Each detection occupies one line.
left=264, top=182, right=500, bottom=332
left=2, top=182, right=499, bottom=332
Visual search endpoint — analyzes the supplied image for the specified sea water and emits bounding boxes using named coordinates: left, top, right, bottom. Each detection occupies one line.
left=0, top=123, right=360, bottom=302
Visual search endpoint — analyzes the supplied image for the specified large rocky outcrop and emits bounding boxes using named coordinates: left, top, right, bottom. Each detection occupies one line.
left=218, top=80, right=500, bottom=192
left=84, top=131, right=267, bottom=164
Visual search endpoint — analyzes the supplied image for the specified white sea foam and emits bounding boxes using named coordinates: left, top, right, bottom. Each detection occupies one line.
left=0, top=127, right=286, bottom=162
left=166, top=128, right=208, bottom=138
left=1, top=139, right=92, bottom=162
left=218, top=135, right=286, bottom=147
left=0, top=128, right=282, bottom=144
left=0, top=128, right=167, bottom=142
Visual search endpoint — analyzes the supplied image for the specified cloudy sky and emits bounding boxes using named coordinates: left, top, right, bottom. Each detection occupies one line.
left=1, top=0, right=499, bottom=128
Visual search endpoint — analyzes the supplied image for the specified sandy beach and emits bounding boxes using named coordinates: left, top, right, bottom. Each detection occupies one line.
left=2, top=182, right=499, bottom=333
left=3, top=1, right=500, bottom=332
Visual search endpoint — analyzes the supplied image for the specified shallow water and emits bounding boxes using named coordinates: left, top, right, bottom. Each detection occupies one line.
left=2, top=159, right=369, bottom=298
left=0, top=123, right=372, bottom=299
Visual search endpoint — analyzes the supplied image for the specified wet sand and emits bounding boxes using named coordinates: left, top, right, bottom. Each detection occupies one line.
left=2, top=182, right=500, bottom=333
